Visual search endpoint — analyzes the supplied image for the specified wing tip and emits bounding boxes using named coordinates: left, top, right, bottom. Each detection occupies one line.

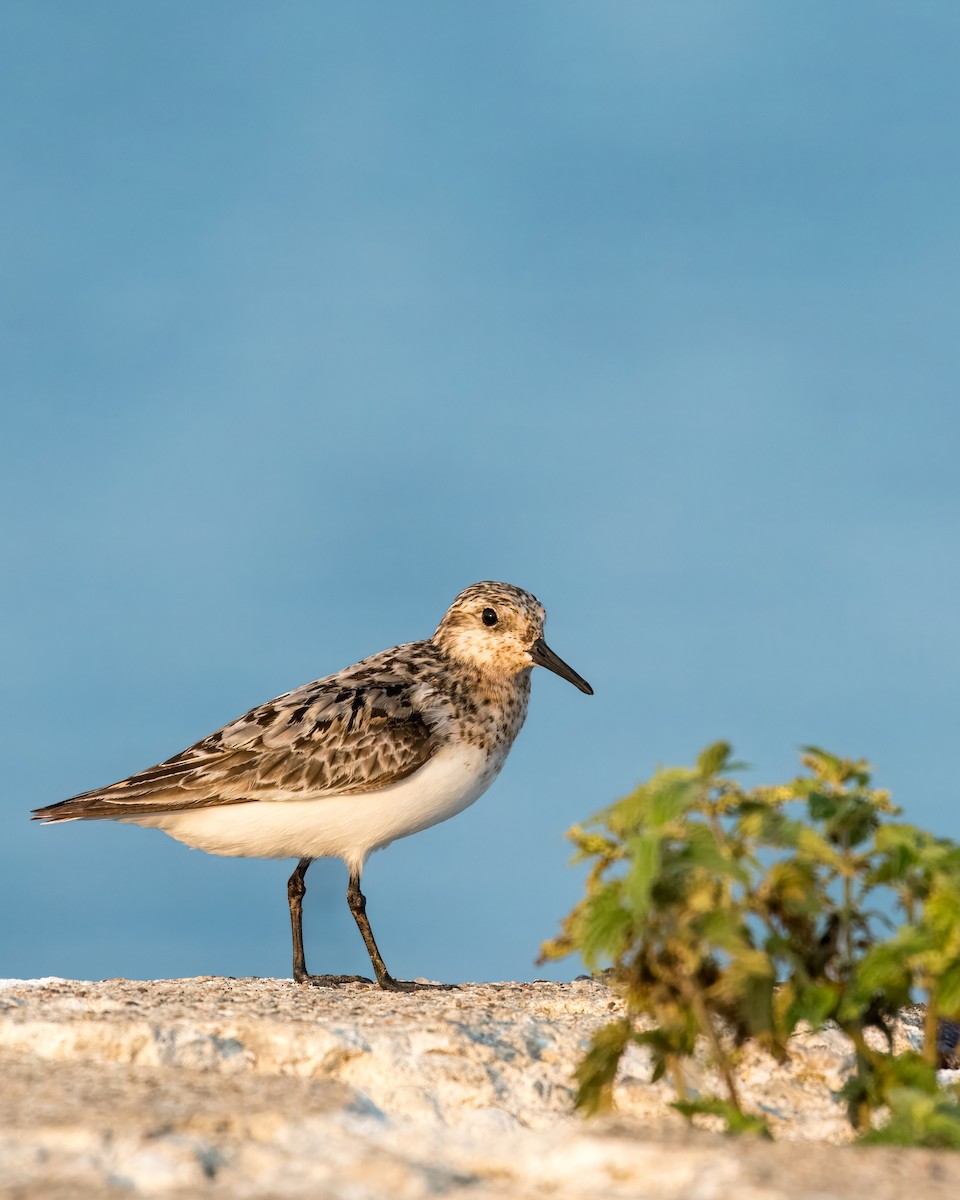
left=32, top=801, right=82, bottom=824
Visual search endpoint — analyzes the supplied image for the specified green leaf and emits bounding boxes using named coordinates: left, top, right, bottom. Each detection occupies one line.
left=820, top=795, right=881, bottom=849
left=647, top=774, right=699, bottom=827
left=696, top=741, right=733, bottom=779
left=880, top=1050, right=940, bottom=1095
left=808, top=790, right=840, bottom=822
left=783, top=981, right=840, bottom=1029
left=924, top=883, right=960, bottom=941
left=684, top=823, right=750, bottom=884
left=935, top=961, right=960, bottom=1017
left=715, top=948, right=776, bottom=1038
left=673, top=1097, right=772, bottom=1138
left=794, top=825, right=845, bottom=870
left=696, top=909, right=752, bottom=954
left=579, top=883, right=631, bottom=969
left=861, top=1089, right=960, bottom=1149
left=853, top=940, right=916, bottom=1006
left=574, top=1020, right=633, bottom=1115
left=623, top=833, right=661, bottom=919
left=755, top=808, right=803, bottom=849
left=758, top=859, right=821, bottom=917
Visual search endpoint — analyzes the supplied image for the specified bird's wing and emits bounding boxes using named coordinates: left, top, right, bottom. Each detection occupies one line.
left=34, top=677, right=439, bottom=821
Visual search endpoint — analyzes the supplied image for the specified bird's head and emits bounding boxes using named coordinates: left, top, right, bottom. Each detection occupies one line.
left=433, top=581, right=593, bottom=694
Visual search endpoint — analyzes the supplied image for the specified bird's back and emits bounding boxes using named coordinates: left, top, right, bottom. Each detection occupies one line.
left=33, top=638, right=529, bottom=825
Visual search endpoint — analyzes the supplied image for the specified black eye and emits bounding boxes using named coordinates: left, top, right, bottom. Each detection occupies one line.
left=482, top=608, right=498, bottom=627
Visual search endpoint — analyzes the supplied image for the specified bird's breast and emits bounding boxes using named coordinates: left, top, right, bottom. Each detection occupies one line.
left=440, top=670, right=531, bottom=757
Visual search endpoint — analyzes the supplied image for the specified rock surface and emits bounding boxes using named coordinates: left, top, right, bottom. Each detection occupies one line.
left=0, top=976, right=958, bottom=1198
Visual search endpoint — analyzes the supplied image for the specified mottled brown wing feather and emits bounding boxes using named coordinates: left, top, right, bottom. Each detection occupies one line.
left=34, top=678, right=438, bottom=821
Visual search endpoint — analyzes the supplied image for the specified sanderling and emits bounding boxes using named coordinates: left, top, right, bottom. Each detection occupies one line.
left=34, top=582, right=592, bottom=991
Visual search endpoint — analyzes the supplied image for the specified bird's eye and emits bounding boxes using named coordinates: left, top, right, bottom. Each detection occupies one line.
left=482, top=608, right=498, bottom=627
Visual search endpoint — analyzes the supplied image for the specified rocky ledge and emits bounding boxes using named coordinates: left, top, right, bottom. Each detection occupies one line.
left=1, top=976, right=959, bottom=1198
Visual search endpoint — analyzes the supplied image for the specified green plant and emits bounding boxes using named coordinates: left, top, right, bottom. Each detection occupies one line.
left=540, top=743, right=960, bottom=1143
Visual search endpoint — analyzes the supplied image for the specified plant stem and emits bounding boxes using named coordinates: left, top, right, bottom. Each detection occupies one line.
left=840, top=847, right=855, bottom=983
left=923, top=986, right=940, bottom=1069
left=688, top=986, right=742, bottom=1112
left=668, top=1054, right=688, bottom=1101
left=848, top=1027, right=875, bottom=1132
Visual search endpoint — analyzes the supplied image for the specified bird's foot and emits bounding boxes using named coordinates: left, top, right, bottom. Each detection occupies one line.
left=376, top=974, right=457, bottom=993
left=295, top=973, right=375, bottom=987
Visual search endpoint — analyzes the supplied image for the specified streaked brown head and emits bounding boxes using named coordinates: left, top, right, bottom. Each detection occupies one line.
left=434, top=581, right=592, bottom=694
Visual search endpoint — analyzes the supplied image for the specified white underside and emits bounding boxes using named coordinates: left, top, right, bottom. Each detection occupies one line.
left=122, top=743, right=499, bottom=873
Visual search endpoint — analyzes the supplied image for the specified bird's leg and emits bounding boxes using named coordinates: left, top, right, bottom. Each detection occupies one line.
left=287, top=858, right=372, bottom=987
left=287, top=858, right=311, bottom=980
left=346, top=869, right=409, bottom=991
left=346, top=869, right=433, bottom=992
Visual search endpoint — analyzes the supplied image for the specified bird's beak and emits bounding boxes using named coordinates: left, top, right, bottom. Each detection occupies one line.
left=529, top=638, right=593, bottom=695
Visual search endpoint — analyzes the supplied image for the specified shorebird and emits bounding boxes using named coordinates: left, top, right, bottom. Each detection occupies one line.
left=34, top=582, right=592, bottom=990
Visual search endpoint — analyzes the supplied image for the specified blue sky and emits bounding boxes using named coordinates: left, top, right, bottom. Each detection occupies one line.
left=2, top=2, right=959, bottom=984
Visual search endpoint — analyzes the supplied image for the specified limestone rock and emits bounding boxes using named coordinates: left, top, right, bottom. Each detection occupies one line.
left=0, top=977, right=958, bottom=1198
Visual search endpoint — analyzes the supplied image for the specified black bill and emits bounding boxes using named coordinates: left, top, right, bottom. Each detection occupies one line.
left=529, top=638, right=593, bottom=695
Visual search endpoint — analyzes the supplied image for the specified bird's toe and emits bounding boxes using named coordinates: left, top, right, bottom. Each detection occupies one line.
left=377, top=975, right=457, bottom=993
left=295, top=973, right=375, bottom=987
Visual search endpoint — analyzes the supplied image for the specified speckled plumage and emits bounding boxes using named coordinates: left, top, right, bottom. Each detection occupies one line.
left=34, top=581, right=592, bottom=989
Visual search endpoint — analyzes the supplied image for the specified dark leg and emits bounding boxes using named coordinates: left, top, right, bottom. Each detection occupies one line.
left=346, top=869, right=452, bottom=992
left=287, top=858, right=372, bottom=986
left=287, top=858, right=312, bottom=982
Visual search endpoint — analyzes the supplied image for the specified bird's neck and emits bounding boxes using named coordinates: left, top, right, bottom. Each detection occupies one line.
left=435, top=649, right=532, bottom=752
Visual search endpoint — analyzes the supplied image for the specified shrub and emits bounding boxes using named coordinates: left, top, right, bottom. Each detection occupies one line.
left=540, top=743, right=960, bottom=1143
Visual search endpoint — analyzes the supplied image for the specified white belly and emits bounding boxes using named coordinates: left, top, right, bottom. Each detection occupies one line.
left=124, top=743, right=501, bottom=872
